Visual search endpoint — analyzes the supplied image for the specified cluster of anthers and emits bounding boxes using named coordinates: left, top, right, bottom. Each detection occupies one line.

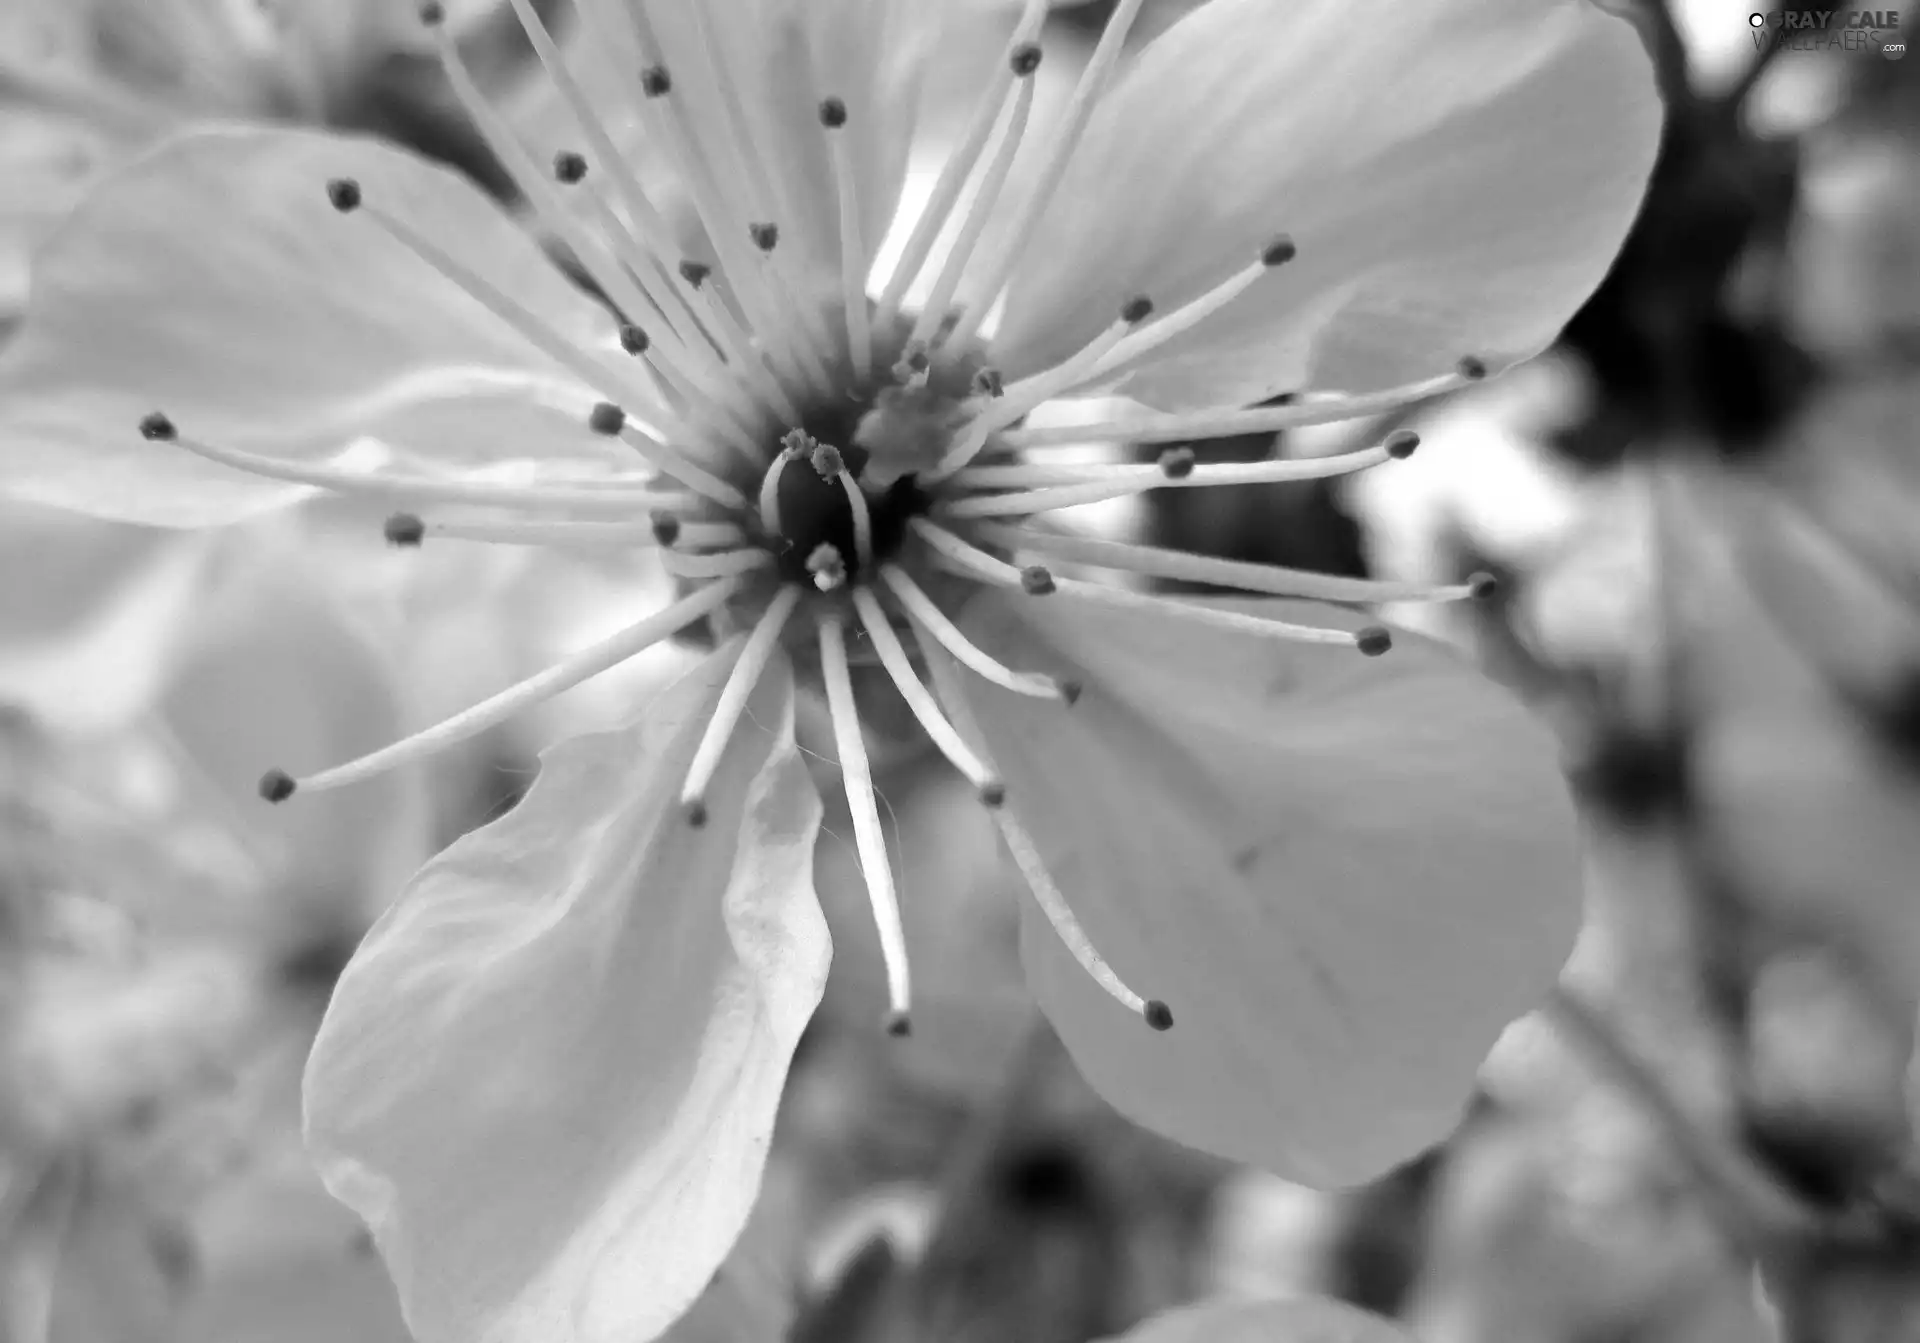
left=134, top=0, right=1495, bottom=1037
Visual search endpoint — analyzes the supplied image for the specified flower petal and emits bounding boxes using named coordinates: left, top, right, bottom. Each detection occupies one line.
left=0, top=126, right=625, bottom=526
left=302, top=647, right=828, bottom=1343
left=944, top=590, right=1580, bottom=1186
left=988, top=0, right=1660, bottom=409
left=1099, top=1295, right=1416, bottom=1343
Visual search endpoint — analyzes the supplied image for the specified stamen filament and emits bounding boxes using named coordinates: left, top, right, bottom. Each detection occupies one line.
left=347, top=195, right=656, bottom=420
left=909, top=518, right=1042, bottom=592
left=917, top=521, right=1380, bottom=650
left=400, top=516, right=743, bottom=548
left=915, top=647, right=1168, bottom=1029
left=970, top=523, right=1490, bottom=603
left=682, top=275, right=804, bottom=424
left=938, top=443, right=1396, bottom=517
left=656, top=547, right=775, bottom=580
left=850, top=587, right=1003, bottom=801
left=1082, top=244, right=1292, bottom=385
left=823, top=111, right=874, bottom=384
left=907, top=71, right=1037, bottom=350
left=612, top=421, right=749, bottom=508
left=993, top=805, right=1161, bottom=1024
left=928, top=315, right=1137, bottom=480
left=997, top=370, right=1474, bottom=448
left=944, top=0, right=1149, bottom=351
left=148, top=418, right=692, bottom=513
left=428, top=17, right=720, bottom=443
left=679, top=585, right=802, bottom=823
left=836, top=470, right=874, bottom=572
left=874, top=0, right=1049, bottom=326
left=271, top=577, right=740, bottom=796
left=818, top=610, right=913, bottom=1034
left=878, top=564, right=1069, bottom=702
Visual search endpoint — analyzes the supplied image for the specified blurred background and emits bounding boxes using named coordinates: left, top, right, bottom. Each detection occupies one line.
left=3, top=0, right=1919, bottom=1340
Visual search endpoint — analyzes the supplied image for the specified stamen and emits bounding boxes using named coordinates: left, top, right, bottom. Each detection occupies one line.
left=915, top=644, right=1166, bottom=1028
left=909, top=517, right=1044, bottom=593
left=657, top=547, right=776, bottom=580
left=817, top=609, right=912, bottom=1033
left=820, top=97, right=873, bottom=385
left=1081, top=234, right=1296, bottom=384
left=679, top=585, right=802, bottom=826
left=425, top=9, right=720, bottom=431
left=907, top=69, right=1038, bottom=351
left=613, top=6, right=802, bottom=396
left=386, top=514, right=743, bottom=549
left=994, top=805, right=1166, bottom=1027
left=139, top=412, right=692, bottom=513
left=330, top=181, right=656, bottom=421
left=877, top=564, right=1071, bottom=702
left=810, top=446, right=875, bottom=571
left=937, top=439, right=1400, bottom=518
left=678, top=266, right=804, bottom=424
left=874, top=0, right=1049, bottom=326
left=969, top=524, right=1496, bottom=604
left=997, top=369, right=1477, bottom=448
left=944, top=0, right=1150, bottom=352
left=916, top=521, right=1383, bottom=651
left=263, top=577, right=741, bottom=799
left=927, top=309, right=1145, bottom=480
left=850, top=587, right=1004, bottom=804
left=591, top=404, right=749, bottom=508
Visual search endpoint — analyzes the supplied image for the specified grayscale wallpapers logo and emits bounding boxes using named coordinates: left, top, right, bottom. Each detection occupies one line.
left=1749, top=10, right=1906, bottom=58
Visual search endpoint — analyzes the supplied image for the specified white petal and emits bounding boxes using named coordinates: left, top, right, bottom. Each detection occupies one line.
left=304, top=649, right=828, bottom=1343
left=990, top=0, right=1661, bottom=409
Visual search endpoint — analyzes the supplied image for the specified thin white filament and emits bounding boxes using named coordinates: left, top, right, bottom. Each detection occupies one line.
left=679, top=584, right=802, bottom=813
left=851, top=586, right=1001, bottom=796
left=878, top=564, right=1066, bottom=701
left=287, top=577, right=740, bottom=794
left=818, top=609, right=913, bottom=1026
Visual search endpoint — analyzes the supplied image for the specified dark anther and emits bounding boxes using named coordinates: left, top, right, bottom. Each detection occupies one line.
left=1456, top=354, right=1488, bottom=380
left=417, top=0, right=445, bottom=26
left=978, top=781, right=1007, bottom=807
left=384, top=512, right=426, bottom=547
left=1056, top=678, right=1083, bottom=706
left=1356, top=626, right=1393, bottom=657
left=678, top=259, right=711, bottom=288
left=325, top=178, right=362, bottom=213
left=749, top=222, right=779, bottom=252
left=1261, top=233, right=1297, bottom=266
left=971, top=368, right=1004, bottom=398
left=552, top=150, right=588, bottom=184
left=903, top=344, right=930, bottom=373
left=1010, top=41, right=1043, bottom=75
left=1020, top=566, right=1056, bottom=595
left=258, top=769, right=297, bottom=803
left=818, top=96, right=848, bottom=129
left=1144, top=1000, right=1174, bottom=1031
left=619, top=323, right=650, bottom=355
left=1121, top=294, right=1154, bottom=324
left=650, top=512, right=682, bottom=547
left=1157, top=447, right=1196, bottom=479
left=883, top=1009, right=912, bottom=1038
left=641, top=65, right=672, bottom=97
left=588, top=402, right=626, bottom=435
left=684, top=799, right=708, bottom=828
left=1467, top=571, right=1499, bottom=599
left=138, top=411, right=177, bottom=442
left=1384, top=430, right=1420, bottom=459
